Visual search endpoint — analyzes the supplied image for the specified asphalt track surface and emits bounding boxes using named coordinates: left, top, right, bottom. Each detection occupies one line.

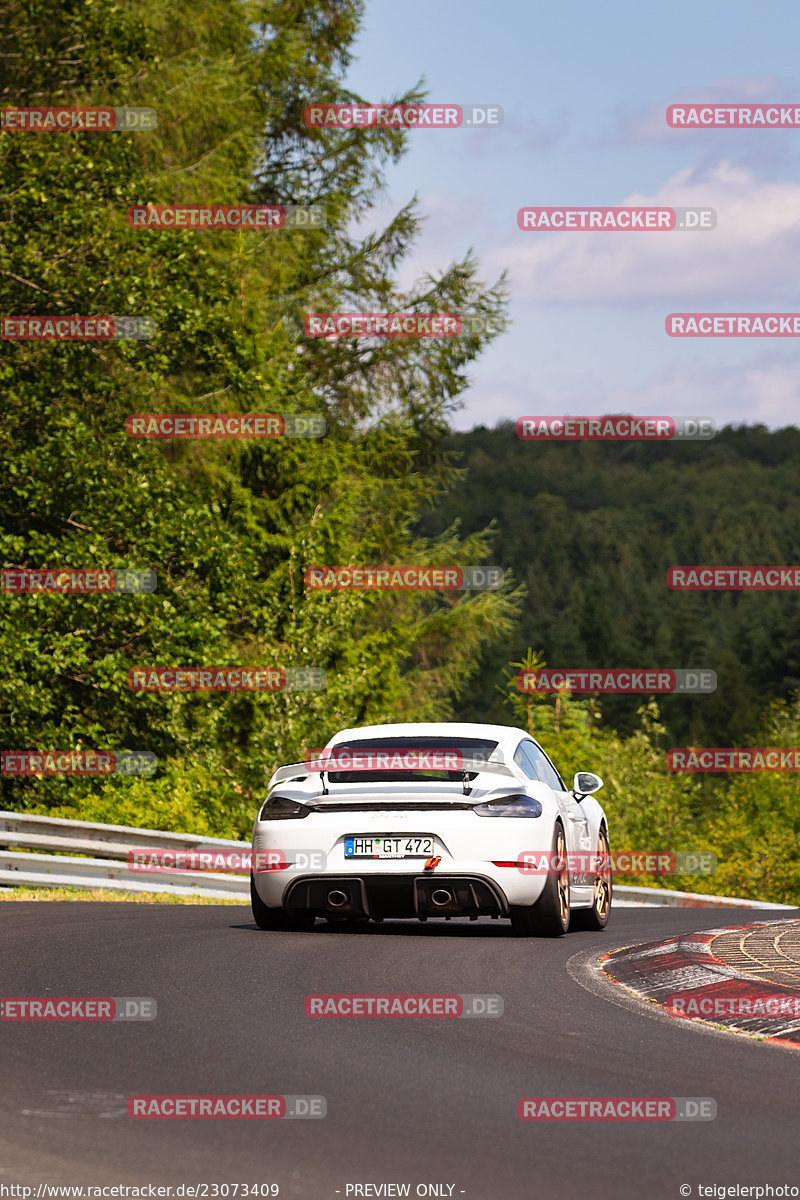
left=2, top=902, right=800, bottom=1199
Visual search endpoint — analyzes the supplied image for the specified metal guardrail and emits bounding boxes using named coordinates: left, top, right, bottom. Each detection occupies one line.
left=0, top=811, right=795, bottom=908
left=612, top=884, right=795, bottom=910
left=0, top=811, right=249, bottom=898
left=0, top=850, right=250, bottom=898
left=0, top=809, right=245, bottom=855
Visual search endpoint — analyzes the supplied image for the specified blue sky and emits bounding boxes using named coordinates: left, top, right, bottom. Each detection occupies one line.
left=342, top=0, right=800, bottom=430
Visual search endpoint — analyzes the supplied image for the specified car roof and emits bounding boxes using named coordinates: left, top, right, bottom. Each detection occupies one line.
left=327, top=722, right=531, bottom=751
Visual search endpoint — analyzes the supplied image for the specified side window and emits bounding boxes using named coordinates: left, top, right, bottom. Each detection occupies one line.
left=513, top=741, right=538, bottom=781
left=528, top=742, right=567, bottom=791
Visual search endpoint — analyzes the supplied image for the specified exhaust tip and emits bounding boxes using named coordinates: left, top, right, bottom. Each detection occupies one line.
left=327, top=889, right=349, bottom=908
left=431, top=888, right=453, bottom=907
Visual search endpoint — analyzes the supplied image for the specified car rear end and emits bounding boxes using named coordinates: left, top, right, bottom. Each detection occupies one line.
left=251, top=772, right=553, bottom=922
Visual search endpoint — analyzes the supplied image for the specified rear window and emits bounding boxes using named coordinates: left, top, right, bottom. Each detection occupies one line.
left=323, top=736, right=499, bottom=784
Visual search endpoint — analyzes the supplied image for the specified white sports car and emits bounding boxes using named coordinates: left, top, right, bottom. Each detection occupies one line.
left=250, top=721, right=611, bottom=937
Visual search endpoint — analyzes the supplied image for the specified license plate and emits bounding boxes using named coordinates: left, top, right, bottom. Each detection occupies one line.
left=345, top=836, right=435, bottom=859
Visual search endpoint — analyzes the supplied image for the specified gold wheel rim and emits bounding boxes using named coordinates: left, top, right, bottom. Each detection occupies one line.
left=556, top=828, right=569, bottom=923
left=594, top=832, right=611, bottom=918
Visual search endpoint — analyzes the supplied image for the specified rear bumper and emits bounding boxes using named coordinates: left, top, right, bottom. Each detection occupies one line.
left=281, top=873, right=510, bottom=920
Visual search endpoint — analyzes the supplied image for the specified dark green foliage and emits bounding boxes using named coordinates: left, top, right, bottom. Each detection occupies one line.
left=418, top=421, right=800, bottom=745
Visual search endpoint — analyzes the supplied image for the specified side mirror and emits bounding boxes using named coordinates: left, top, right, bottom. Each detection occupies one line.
left=573, top=771, right=603, bottom=799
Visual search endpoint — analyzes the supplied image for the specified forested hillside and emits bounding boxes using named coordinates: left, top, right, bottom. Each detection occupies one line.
left=418, top=422, right=800, bottom=745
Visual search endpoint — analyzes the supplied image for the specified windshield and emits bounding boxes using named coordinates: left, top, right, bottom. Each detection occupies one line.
left=321, top=735, right=499, bottom=784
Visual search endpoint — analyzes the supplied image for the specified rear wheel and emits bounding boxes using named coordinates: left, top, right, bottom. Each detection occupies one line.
left=571, top=827, right=612, bottom=931
left=510, top=822, right=570, bottom=937
left=250, top=873, right=315, bottom=931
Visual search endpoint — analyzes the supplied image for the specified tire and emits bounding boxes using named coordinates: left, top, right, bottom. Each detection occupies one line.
left=250, top=873, right=315, bottom=931
left=571, top=827, right=612, bottom=931
left=510, top=821, right=570, bottom=937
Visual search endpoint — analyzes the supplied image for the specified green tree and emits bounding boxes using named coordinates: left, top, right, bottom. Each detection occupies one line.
left=0, top=0, right=519, bottom=835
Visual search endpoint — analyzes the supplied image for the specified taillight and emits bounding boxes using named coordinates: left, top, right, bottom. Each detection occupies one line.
left=473, top=794, right=542, bottom=818
left=258, top=795, right=312, bottom=820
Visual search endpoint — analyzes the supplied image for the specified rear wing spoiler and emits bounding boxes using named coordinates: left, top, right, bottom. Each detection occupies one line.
left=267, top=757, right=517, bottom=791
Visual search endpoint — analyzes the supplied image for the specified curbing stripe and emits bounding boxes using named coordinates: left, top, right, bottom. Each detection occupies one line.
left=601, top=922, right=800, bottom=1049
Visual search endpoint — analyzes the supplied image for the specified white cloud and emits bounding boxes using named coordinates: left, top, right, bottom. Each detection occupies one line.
left=489, top=162, right=800, bottom=304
